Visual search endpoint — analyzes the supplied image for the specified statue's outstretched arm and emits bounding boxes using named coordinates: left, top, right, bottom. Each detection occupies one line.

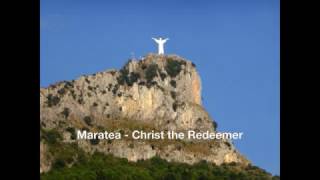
left=152, top=38, right=158, bottom=42
left=164, top=38, right=169, bottom=41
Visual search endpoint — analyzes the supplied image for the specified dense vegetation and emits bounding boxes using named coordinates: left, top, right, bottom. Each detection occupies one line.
left=41, top=140, right=279, bottom=180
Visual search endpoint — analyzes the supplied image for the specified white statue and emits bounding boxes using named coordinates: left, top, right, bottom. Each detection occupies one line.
left=152, top=37, right=169, bottom=55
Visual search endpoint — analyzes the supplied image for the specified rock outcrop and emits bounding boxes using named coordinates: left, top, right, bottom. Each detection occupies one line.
left=40, top=54, right=249, bottom=173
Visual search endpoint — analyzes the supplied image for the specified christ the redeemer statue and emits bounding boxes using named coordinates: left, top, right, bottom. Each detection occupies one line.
left=152, top=37, right=169, bottom=55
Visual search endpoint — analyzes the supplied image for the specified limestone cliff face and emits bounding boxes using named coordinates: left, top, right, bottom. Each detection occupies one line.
left=40, top=54, right=249, bottom=173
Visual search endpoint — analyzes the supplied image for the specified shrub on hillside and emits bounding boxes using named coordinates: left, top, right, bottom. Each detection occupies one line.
left=65, top=127, right=76, bottom=140
left=117, top=68, right=129, bottom=85
left=128, top=72, right=140, bottom=86
left=145, top=64, right=159, bottom=82
left=61, top=108, right=70, bottom=118
left=212, top=121, right=218, bottom=130
left=47, top=94, right=60, bottom=107
left=172, top=102, right=178, bottom=112
left=57, top=88, right=66, bottom=95
left=170, top=80, right=177, bottom=88
left=90, top=139, right=100, bottom=145
left=160, top=72, right=167, bottom=81
left=170, top=91, right=176, bottom=99
left=41, top=129, right=62, bottom=145
left=83, top=116, right=93, bottom=126
left=165, top=58, right=183, bottom=77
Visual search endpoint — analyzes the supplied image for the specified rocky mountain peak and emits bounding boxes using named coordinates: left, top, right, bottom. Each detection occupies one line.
left=40, top=54, right=249, bottom=173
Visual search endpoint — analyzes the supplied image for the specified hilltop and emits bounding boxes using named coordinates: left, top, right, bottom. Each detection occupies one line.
left=40, top=54, right=249, bottom=173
